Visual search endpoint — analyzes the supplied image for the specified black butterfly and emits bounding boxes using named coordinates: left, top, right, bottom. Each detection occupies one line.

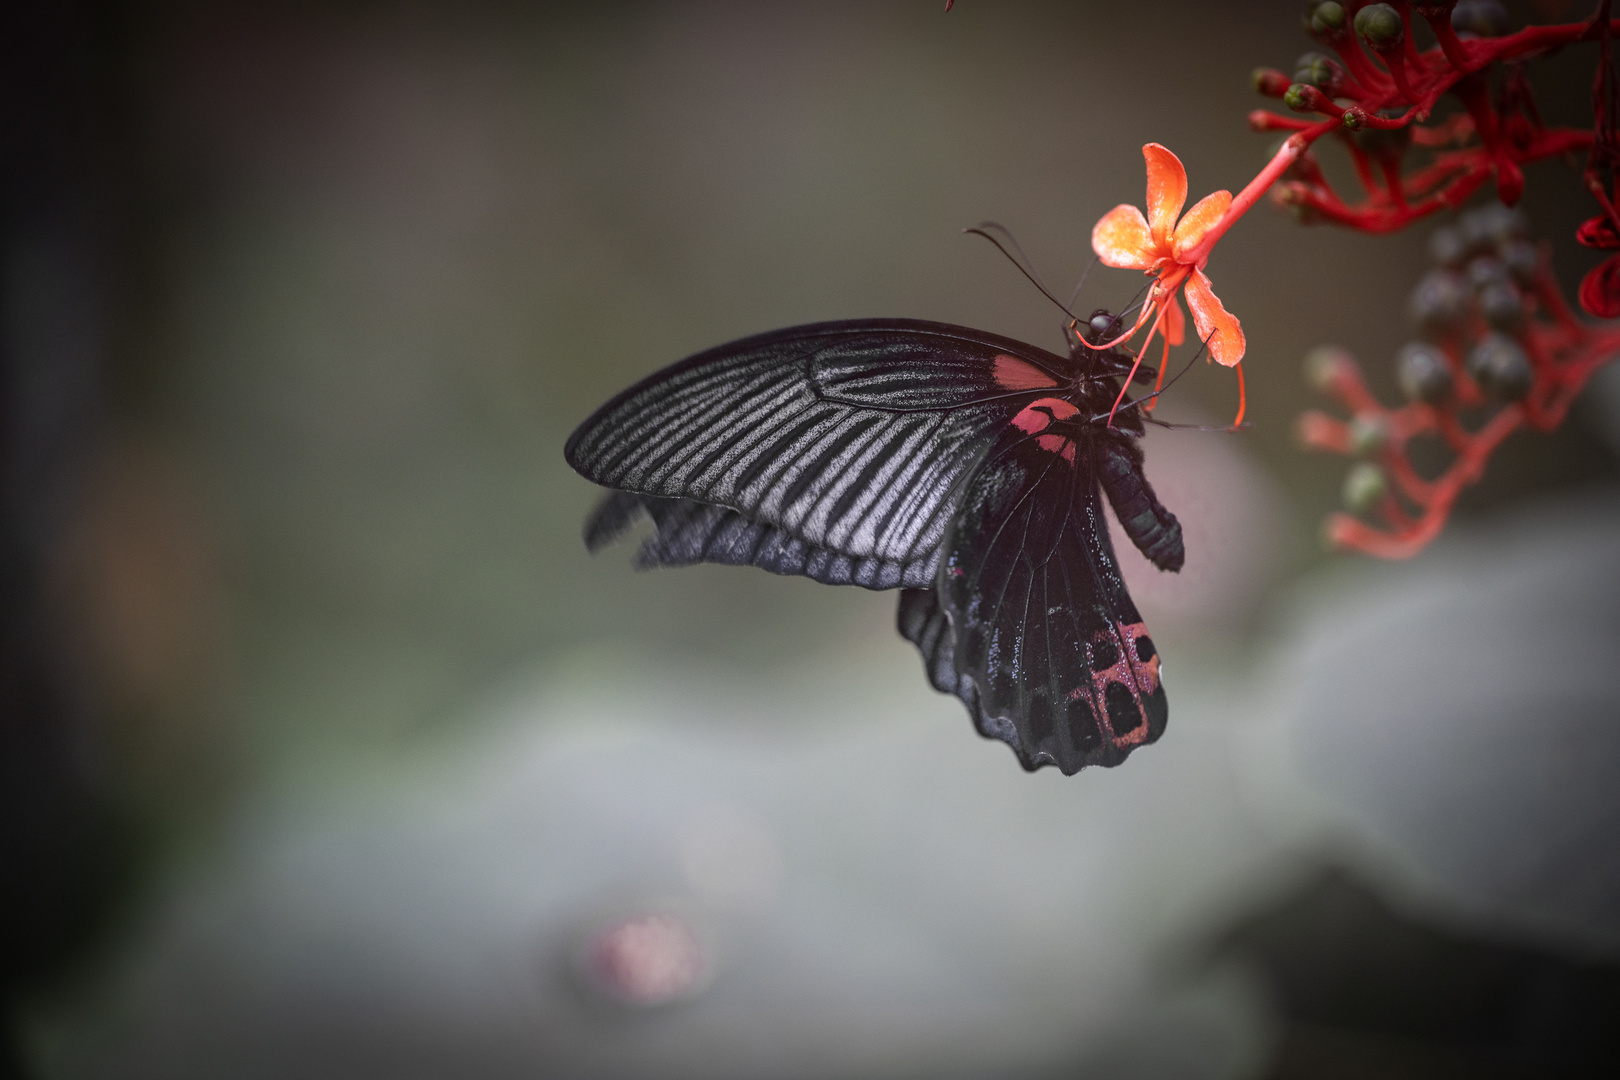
left=564, top=315, right=1184, bottom=774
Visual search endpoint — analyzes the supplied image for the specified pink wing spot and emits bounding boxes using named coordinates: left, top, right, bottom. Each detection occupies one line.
left=1116, top=621, right=1160, bottom=694
left=993, top=354, right=1060, bottom=391
left=1010, top=396, right=1080, bottom=435
left=1011, top=403, right=1052, bottom=434
left=1060, top=441, right=1076, bottom=464
left=1036, top=434, right=1068, bottom=454
left=1082, top=623, right=1158, bottom=749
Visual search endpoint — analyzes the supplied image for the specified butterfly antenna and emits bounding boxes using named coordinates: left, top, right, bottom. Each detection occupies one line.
left=964, top=222, right=1079, bottom=322
left=1068, top=254, right=1100, bottom=311
left=1112, top=278, right=1155, bottom=323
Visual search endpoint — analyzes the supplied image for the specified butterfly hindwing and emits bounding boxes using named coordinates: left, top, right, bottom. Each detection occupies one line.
left=935, top=414, right=1167, bottom=774
left=565, top=320, right=1067, bottom=579
left=586, top=492, right=931, bottom=588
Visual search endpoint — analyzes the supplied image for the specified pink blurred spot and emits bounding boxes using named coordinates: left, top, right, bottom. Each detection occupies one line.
left=585, top=913, right=708, bottom=1005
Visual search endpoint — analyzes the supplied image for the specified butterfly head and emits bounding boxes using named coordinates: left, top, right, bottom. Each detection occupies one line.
left=1058, top=309, right=1156, bottom=425
left=1071, top=310, right=1156, bottom=384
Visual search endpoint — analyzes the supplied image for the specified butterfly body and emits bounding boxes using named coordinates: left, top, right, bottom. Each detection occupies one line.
left=565, top=319, right=1182, bottom=774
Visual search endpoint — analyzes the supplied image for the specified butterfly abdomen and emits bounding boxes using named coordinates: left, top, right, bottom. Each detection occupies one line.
left=1096, top=438, right=1184, bottom=573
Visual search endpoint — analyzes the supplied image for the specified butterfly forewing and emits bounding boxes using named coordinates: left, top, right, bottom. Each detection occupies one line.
left=934, top=421, right=1168, bottom=774
left=565, top=320, right=1068, bottom=577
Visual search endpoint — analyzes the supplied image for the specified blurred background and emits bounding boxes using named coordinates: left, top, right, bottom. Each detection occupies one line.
left=3, top=1, right=1618, bottom=1077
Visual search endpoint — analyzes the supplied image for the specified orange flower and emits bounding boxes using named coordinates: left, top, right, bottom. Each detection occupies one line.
left=1091, top=144, right=1246, bottom=370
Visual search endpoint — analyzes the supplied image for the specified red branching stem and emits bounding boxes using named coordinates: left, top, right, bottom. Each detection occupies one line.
left=1451, top=71, right=1520, bottom=202
left=1433, top=406, right=1475, bottom=454
left=1231, top=5, right=1620, bottom=558
left=1338, top=134, right=1382, bottom=199
left=1378, top=46, right=1421, bottom=105
left=1420, top=10, right=1477, bottom=73
left=1378, top=157, right=1408, bottom=207
left=1533, top=250, right=1583, bottom=333
left=1323, top=361, right=1383, bottom=415
left=1586, top=173, right=1620, bottom=236
left=1383, top=444, right=1439, bottom=505
left=1297, top=411, right=1350, bottom=453
left=1410, top=113, right=1474, bottom=146
left=1330, top=32, right=1396, bottom=98
left=1308, top=273, right=1620, bottom=557
left=1348, top=104, right=1428, bottom=129
left=1323, top=404, right=1524, bottom=558
left=1525, top=127, right=1596, bottom=157
left=1393, top=2, right=1425, bottom=73
left=1281, top=161, right=1493, bottom=232
left=1379, top=490, right=1419, bottom=531
left=1182, top=122, right=1336, bottom=265
left=1398, top=153, right=1478, bottom=198
left=1249, top=110, right=1314, bottom=133
left=1220, top=13, right=1620, bottom=265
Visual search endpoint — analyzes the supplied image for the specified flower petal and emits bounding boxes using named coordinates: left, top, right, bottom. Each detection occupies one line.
left=1171, top=190, right=1232, bottom=263
left=1576, top=213, right=1620, bottom=250
left=1579, top=253, right=1620, bottom=317
left=1160, top=290, right=1186, bottom=347
left=1092, top=204, right=1157, bottom=269
left=1143, top=144, right=1188, bottom=249
left=1183, top=268, right=1245, bottom=366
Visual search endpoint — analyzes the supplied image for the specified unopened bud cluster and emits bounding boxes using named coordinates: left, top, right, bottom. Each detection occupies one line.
left=1406, top=203, right=1535, bottom=403
left=1294, top=201, right=1620, bottom=558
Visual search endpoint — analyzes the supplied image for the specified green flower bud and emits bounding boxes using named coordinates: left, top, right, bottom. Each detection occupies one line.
left=1347, top=413, right=1391, bottom=457
left=1478, top=281, right=1525, bottom=332
left=1342, top=463, right=1387, bottom=514
left=1283, top=83, right=1331, bottom=113
left=1292, top=52, right=1345, bottom=93
left=1311, top=1, right=1347, bottom=35
left=1452, top=0, right=1510, bottom=37
left=1466, top=333, right=1534, bottom=400
left=1396, top=342, right=1454, bottom=404
left=1303, top=345, right=1356, bottom=391
left=1408, top=270, right=1470, bottom=338
left=1354, top=4, right=1405, bottom=49
left=1252, top=67, right=1292, bottom=97
left=1288, top=200, right=1322, bottom=225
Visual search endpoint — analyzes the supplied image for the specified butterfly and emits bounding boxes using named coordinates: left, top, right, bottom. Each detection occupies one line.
left=564, top=313, right=1184, bottom=774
